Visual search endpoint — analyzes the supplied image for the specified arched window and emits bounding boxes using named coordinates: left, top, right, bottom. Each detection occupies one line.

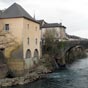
left=34, top=49, right=39, bottom=59
left=26, top=49, right=31, bottom=58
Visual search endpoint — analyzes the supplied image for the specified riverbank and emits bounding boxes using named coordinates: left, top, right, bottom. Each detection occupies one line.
left=0, top=52, right=87, bottom=87
left=23, top=57, right=88, bottom=88
left=0, top=61, right=54, bottom=87
left=0, top=57, right=54, bottom=87
left=2, top=57, right=88, bottom=88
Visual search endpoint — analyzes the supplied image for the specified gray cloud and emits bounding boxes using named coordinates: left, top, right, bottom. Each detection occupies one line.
left=0, top=0, right=18, bottom=3
left=0, top=0, right=88, bottom=38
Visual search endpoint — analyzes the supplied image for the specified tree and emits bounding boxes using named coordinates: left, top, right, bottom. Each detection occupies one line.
left=43, top=29, right=58, bottom=55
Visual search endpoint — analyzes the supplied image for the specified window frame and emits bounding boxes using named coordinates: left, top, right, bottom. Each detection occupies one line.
left=5, top=24, right=9, bottom=31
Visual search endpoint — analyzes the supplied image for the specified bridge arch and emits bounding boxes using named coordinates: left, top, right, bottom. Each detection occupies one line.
left=65, top=45, right=84, bottom=63
left=65, top=45, right=84, bottom=54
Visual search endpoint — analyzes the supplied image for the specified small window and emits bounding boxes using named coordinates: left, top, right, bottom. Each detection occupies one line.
left=35, top=26, right=37, bottom=31
left=27, top=37, right=29, bottom=45
left=35, top=38, right=37, bottom=45
left=56, top=33, right=58, bottom=37
left=5, top=24, right=9, bottom=31
left=27, top=24, right=29, bottom=29
left=43, top=34, right=45, bottom=37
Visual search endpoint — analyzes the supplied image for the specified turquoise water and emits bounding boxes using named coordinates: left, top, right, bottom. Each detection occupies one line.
left=7, top=57, right=88, bottom=88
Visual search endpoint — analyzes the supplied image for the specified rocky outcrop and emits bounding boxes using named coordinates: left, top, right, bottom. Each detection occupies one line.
left=0, top=73, right=39, bottom=87
left=0, top=64, right=52, bottom=87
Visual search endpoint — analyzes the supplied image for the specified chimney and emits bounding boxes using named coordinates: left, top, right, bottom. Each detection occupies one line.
left=60, top=23, right=62, bottom=26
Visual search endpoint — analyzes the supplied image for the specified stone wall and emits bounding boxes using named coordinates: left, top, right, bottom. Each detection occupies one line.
left=7, top=59, right=25, bottom=77
left=0, top=64, right=8, bottom=78
left=11, top=45, right=23, bottom=59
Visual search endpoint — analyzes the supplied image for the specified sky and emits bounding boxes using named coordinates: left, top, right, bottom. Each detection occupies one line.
left=0, top=0, right=88, bottom=38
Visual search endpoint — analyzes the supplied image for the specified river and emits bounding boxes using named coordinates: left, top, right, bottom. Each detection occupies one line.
left=7, top=57, right=88, bottom=88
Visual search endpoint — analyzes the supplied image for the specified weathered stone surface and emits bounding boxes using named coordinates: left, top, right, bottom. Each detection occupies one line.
left=0, top=55, right=55, bottom=87
left=0, top=65, right=52, bottom=87
left=0, top=64, right=8, bottom=79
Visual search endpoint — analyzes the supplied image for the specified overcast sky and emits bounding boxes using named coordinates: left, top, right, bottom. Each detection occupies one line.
left=0, top=0, right=88, bottom=38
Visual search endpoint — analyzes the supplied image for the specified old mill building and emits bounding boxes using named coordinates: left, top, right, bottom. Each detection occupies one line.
left=0, top=3, right=41, bottom=71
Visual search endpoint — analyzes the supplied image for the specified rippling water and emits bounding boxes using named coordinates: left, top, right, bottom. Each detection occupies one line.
left=7, top=57, right=88, bottom=88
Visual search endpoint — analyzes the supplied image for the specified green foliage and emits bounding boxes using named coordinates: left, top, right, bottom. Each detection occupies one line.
left=44, top=29, right=59, bottom=55
left=40, top=54, right=55, bottom=69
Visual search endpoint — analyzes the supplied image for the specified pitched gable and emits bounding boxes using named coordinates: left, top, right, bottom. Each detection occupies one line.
left=0, top=3, right=39, bottom=23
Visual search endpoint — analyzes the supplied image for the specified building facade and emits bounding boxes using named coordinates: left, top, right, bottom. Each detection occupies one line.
left=0, top=3, right=41, bottom=70
left=37, top=20, right=67, bottom=41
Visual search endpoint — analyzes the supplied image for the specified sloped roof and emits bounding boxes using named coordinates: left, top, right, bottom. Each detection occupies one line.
left=37, top=20, right=47, bottom=27
left=41, top=23, right=66, bottom=29
left=66, top=33, right=81, bottom=39
left=37, top=19, right=66, bottom=29
left=0, top=10, right=2, bottom=16
left=37, top=20, right=44, bottom=26
left=0, top=3, right=39, bottom=23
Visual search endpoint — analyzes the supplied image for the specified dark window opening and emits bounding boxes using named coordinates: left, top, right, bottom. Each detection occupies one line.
left=35, top=38, right=37, bottom=45
left=27, top=37, right=29, bottom=45
left=5, top=24, right=9, bottom=31
left=35, top=26, right=37, bottom=31
left=27, top=24, right=29, bottom=29
left=26, top=49, right=31, bottom=58
left=6, top=70, right=15, bottom=78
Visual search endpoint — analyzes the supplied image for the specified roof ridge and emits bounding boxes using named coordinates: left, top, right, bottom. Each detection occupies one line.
left=14, top=3, right=24, bottom=17
left=0, top=3, right=39, bottom=24
left=14, top=3, right=34, bottom=20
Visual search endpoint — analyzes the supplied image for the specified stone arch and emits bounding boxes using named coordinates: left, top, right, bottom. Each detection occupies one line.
left=26, top=49, right=31, bottom=58
left=34, top=49, right=39, bottom=59
left=65, top=45, right=84, bottom=63
left=65, top=45, right=84, bottom=55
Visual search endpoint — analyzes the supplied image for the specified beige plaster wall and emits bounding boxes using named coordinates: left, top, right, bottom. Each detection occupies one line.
left=23, top=18, right=41, bottom=59
left=0, top=17, right=41, bottom=69
left=41, top=27, right=66, bottom=39
left=0, top=18, right=24, bottom=44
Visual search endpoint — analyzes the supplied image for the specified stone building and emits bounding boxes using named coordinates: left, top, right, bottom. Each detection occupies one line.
left=0, top=3, right=41, bottom=76
left=37, top=20, right=67, bottom=41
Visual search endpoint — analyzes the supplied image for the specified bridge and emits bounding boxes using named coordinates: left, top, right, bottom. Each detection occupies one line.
left=57, top=39, right=88, bottom=66
left=59, top=39, right=88, bottom=53
left=42, top=39, right=88, bottom=67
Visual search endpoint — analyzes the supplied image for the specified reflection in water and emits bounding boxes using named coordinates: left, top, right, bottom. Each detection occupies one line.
left=6, top=57, right=88, bottom=88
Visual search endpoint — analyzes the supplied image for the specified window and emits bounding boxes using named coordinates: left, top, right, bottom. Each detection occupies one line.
left=43, top=34, right=45, bottom=37
left=26, top=49, right=31, bottom=58
left=27, top=37, right=29, bottom=45
left=27, top=24, right=29, bottom=29
left=35, top=38, right=37, bottom=45
left=35, top=26, right=37, bottom=31
left=5, top=24, right=9, bottom=31
left=56, top=33, right=58, bottom=37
